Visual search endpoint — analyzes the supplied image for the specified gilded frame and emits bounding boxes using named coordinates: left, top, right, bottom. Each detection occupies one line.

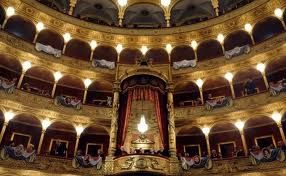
left=85, top=143, right=103, bottom=155
left=255, top=135, right=276, bottom=148
left=183, top=144, right=201, bottom=157
left=11, top=132, right=32, bottom=148
left=48, top=139, right=69, bottom=158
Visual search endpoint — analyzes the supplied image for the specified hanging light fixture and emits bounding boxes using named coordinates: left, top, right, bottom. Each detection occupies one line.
left=137, top=99, right=148, bottom=134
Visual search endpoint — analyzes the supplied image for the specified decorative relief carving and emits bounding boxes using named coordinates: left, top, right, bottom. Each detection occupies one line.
left=113, top=155, right=169, bottom=174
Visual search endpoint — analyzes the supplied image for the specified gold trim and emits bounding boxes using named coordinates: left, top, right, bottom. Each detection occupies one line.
left=255, top=135, right=277, bottom=148
left=11, top=132, right=32, bottom=148
left=48, top=139, right=69, bottom=158
left=183, top=144, right=201, bottom=157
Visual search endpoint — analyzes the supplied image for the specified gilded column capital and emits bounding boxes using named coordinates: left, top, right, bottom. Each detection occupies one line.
left=166, top=82, right=174, bottom=93
left=113, top=82, right=121, bottom=92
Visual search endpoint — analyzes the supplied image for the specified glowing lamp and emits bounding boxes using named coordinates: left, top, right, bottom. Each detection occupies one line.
left=272, top=111, right=282, bottom=123
left=244, top=23, right=253, bottom=33
left=196, top=79, right=204, bottom=88
left=54, top=71, right=62, bottom=82
left=191, top=40, right=198, bottom=50
left=84, top=78, right=92, bottom=89
left=76, top=125, right=84, bottom=136
left=63, top=33, right=71, bottom=43
left=4, top=111, right=15, bottom=122
left=202, top=127, right=210, bottom=136
left=36, top=22, right=44, bottom=32
left=256, top=63, right=266, bottom=73
left=161, top=0, right=171, bottom=7
left=141, top=46, right=148, bottom=55
left=217, top=33, right=225, bottom=43
left=41, top=118, right=51, bottom=130
left=118, top=0, right=127, bottom=6
left=90, top=40, right=97, bottom=50
left=116, top=44, right=123, bottom=54
left=166, top=44, right=172, bottom=54
left=235, top=120, right=245, bottom=131
left=274, top=8, right=283, bottom=18
left=224, top=72, right=233, bottom=82
left=6, top=7, right=15, bottom=17
left=137, top=115, right=148, bottom=134
left=22, top=61, right=32, bottom=72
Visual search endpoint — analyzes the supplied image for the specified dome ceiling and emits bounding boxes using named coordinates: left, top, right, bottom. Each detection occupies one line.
left=36, top=0, right=254, bottom=28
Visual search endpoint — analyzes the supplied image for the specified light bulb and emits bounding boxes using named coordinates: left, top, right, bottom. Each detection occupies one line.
left=54, top=71, right=62, bottom=82
left=6, top=7, right=15, bottom=17
left=118, top=0, right=127, bottom=6
left=244, top=23, right=252, bottom=33
left=116, top=44, right=123, bottom=54
left=36, top=22, right=44, bottom=32
left=161, top=0, right=171, bottom=7
left=217, top=33, right=225, bottom=43
left=224, top=72, right=233, bottom=82
left=90, top=40, right=97, bottom=50
left=141, top=46, right=148, bottom=55
left=63, top=33, right=71, bottom=43
left=166, top=44, right=172, bottom=54
left=84, top=78, right=92, bottom=88
left=191, top=40, right=198, bottom=50
left=22, top=61, right=32, bottom=72
left=196, top=79, right=204, bottom=88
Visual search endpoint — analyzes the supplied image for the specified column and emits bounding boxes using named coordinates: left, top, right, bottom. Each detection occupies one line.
left=74, top=136, right=80, bottom=156
left=37, top=130, right=46, bottom=154
left=199, top=87, right=204, bottom=104
left=239, top=130, right=248, bottom=156
left=118, top=12, right=124, bottom=27
left=250, top=34, right=255, bottom=45
left=211, top=0, right=219, bottom=16
left=205, top=135, right=211, bottom=156
left=51, top=81, right=57, bottom=98
left=0, top=122, right=8, bottom=145
left=262, top=72, right=269, bottom=89
left=165, top=15, right=171, bottom=27
left=107, top=82, right=120, bottom=157
left=83, top=88, right=88, bottom=104
left=68, top=0, right=77, bottom=15
left=17, top=71, right=25, bottom=89
left=167, top=83, right=177, bottom=158
left=229, top=81, right=236, bottom=99
left=278, top=123, right=286, bottom=145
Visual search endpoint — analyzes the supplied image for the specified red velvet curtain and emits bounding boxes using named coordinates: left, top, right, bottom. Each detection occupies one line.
left=118, top=87, right=167, bottom=147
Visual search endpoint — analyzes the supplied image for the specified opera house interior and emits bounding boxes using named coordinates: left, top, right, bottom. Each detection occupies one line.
left=0, top=0, right=286, bottom=175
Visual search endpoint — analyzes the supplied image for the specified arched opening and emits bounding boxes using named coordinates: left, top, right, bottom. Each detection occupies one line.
left=244, top=116, right=281, bottom=149
left=174, top=81, right=200, bottom=107
left=266, top=56, right=286, bottom=83
left=0, top=5, right=5, bottom=25
left=86, top=80, right=113, bottom=107
left=170, top=0, right=215, bottom=26
left=74, top=0, right=119, bottom=26
left=224, top=30, right=253, bottom=51
left=170, top=45, right=195, bottom=63
left=209, top=122, right=243, bottom=159
left=233, top=68, right=266, bottom=98
left=176, top=126, right=207, bottom=157
left=37, top=0, right=70, bottom=13
left=252, top=16, right=285, bottom=43
left=123, top=3, right=166, bottom=28
left=197, top=39, right=223, bottom=61
left=78, top=125, right=110, bottom=157
left=21, top=66, right=54, bottom=97
left=145, top=48, right=169, bottom=64
left=202, top=76, right=232, bottom=102
left=2, top=113, right=42, bottom=149
left=119, top=48, right=142, bottom=64
left=218, top=0, right=253, bottom=15
left=55, top=75, right=85, bottom=101
left=93, top=45, right=118, bottom=62
left=0, top=54, right=22, bottom=85
left=36, top=29, right=64, bottom=50
left=65, top=39, right=91, bottom=61
left=41, top=121, right=76, bottom=158
left=4, top=15, right=36, bottom=42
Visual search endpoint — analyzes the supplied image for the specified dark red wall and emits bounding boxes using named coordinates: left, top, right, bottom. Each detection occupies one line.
left=78, top=134, right=110, bottom=156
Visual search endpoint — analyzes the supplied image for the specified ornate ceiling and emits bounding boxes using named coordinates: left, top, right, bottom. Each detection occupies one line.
left=36, top=0, right=253, bottom=28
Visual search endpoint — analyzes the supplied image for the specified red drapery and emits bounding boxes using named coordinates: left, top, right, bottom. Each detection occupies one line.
left=118, top=87, right=167, bottom=147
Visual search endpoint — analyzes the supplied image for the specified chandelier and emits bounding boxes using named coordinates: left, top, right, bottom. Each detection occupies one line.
left=137, top=114, right=148, bottom=134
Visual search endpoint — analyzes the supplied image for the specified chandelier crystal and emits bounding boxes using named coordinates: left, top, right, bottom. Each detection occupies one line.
left=137, top=114, right=148, bottom=134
